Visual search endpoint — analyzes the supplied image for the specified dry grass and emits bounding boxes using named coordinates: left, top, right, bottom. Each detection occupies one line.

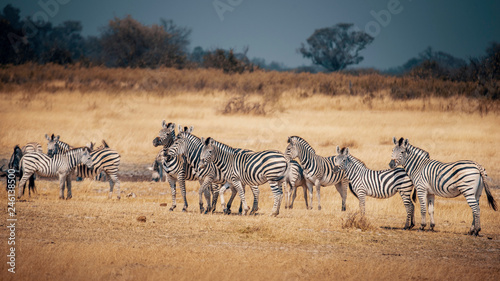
left=0, top=67, right=500, bottom=280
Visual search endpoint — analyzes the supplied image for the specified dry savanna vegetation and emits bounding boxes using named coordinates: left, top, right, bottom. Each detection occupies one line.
left=0, top=65, right=499, bottom=280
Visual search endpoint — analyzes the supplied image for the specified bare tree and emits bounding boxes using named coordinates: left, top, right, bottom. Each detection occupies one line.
left=298, top=23, right=374, bottom=71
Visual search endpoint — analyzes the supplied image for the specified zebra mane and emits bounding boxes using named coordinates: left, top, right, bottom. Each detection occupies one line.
left=407, top=143, right=430, bottom=159
left=206, top=137, right=235, bottom=153
left=65, top=146, right=91, bottom=153
left=101, top=140, right=109, bottom=148
left=291, top=136, right=316, bottom=155
left=347, top=153, right=366, bottom=168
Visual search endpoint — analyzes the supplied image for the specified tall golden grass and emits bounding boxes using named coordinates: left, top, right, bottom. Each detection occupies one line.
left=0, top=66, right=499, bottom=280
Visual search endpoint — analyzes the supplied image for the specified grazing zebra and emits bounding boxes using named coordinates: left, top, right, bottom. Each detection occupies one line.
left=167, top=125, right=236, bottom=213
left=284, top=160, right=312, bottom=209
left=334, top=146, right=415, bottom=229
left=18, top=147, right=93, bottom=199
left=46, top=134, right=72, bottom=157
left=199, top=137, right=289, bottom=216
left=48, top=136, right=121, bottom=199
left=389, top=137, right=497, bottom=235
left=285, top=136, right=349, bottom=211
left=8, top=142, right=43, bottom=195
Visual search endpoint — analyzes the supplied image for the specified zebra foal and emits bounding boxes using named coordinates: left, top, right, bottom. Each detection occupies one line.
left=334, top=146, right=415, bottom=229
left=389, top=137, right=497, bottom=235
left=18, top=147, right=93, bottom=199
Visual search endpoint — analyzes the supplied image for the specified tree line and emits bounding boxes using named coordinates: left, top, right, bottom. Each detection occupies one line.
left=0, top=3, right=499, bottom=97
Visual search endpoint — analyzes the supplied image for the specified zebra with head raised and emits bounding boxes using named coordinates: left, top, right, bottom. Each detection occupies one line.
left=334, top=146, right=415, bottom=229
left=152, top=121, right=199, bottom=212
left=47, top=136, right=121, bottom=199
left=199, top=137, right=289, bottom=216
left=18, top=147, right=93, bottom=199
left=389, top=137, right=497, bottom=235
left=284, top=160, right=312, bottom=209
left=285, top=136, right=349, bottom=211
left=46, top=134, right=72, bottom=157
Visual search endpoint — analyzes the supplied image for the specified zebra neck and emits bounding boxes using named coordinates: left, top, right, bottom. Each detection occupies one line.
left=212, top=141, right=236, bottom=172
left=344, top=155, right=367, bottom=178
left=186, top=136, right=203, bottom=167
left=404, top=144, right=431, bottom=178
left=297, top=144, right=317, bottom=172
left=57, top=140, right=71, bottom=152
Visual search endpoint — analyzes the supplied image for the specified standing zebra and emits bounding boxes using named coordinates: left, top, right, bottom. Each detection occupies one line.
left=285, top=136, right=349, bottom=211
left=284, top=160, right=312, bottom=209
left=167, top=125, right=236, bottom=213
left=389, top=137, right=497, bottom=235
left=333, top=146, right=415, bottom=229
left=47, top=135, right=121, bottom=199
left=153, top=121, right=201, bottom=212
left=199, top=137, right=289, bottom=216
left=18, top=147, right=93, bottom=199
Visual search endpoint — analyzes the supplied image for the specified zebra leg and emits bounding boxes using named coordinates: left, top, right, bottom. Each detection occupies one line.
left=417, top=188, right=427, bottom=231
left=269, top=181, right=283, bottom=217
left=58, top=174, right=66, bottom=199
left=180, top=179, right=188, bottom=212
left=357, top=191, right=366, bottom=215
left=249, top=185, right=260, bottom=215
left=167, top=176, right=177, bottom=211
left=289, top=182, right=297, bottom=209
left=307, top=182, right=314, bottom=210
left=304, top=181, right=312, bottom=210
left=66, top=174, right=72, bottom=200
left=427, top=194, right=436, bottom=231
left=110, top=174, right=121, bottom=200
left=284, top=182, right=291, bottom=209
left=198, top=180, right=206, bottom=214
left=465, top=184, right=482, bottom=235
left=316, top=184, right=322, bottom=210
left=399, top=190, right=415, bottom=230
left=226, top=185, right=238, bottom=215
left=219, top=183, right=228, bottom=213
left=339, top=180, right=349, bottom=212
left=234, top=181, right=249, bottom=215
left=211, top=184, right=221, bottom=213
left=17, top=172, right=33, bottom=199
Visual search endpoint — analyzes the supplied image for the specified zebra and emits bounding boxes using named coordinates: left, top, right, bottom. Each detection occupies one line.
left=199, top=137, right=289, bottom=216
left=46, top=134, right=72, bottom=157
left=8, top=142, right=43, bottom=195
left=47, top=136, right=121, bottom=199
left=152, top=121, right=201, bottom=212
left=18, top=147, right=93, bottom=199
left=333, top=146, right=415, bottom=229
left=167, top=125, right=239, bottom=213
left=284, top=160, right=312, bottom=209
left=389, top=137, right=497, bottom=235
left=285, top=136, right=349, bottom=211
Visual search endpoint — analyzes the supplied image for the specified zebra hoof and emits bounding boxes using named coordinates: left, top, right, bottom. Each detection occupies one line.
left=59, top=196, right=65, bottom=200
left=182, top=208, right=187, bottom=212
left=169, top=206, right=176, bottom=211
left=117, top=196, right=121, bottom=200
left=318, top=206, right=322, bottom=211
left=66, top=196, right=72, bottom=200
left=270, top=212, right=279, bottom=217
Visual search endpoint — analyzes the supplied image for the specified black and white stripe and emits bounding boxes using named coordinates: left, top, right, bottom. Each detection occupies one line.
left=8, top=142, right=43, bottom=195
left=199, top=137, right=289, bottom=216
left=285, top=136, right=349, bottom=211
left=18, top=147, right=93, bottom=199
left=284, top=160, right=313, bottom=209
left=334, top=147, right=415, bottom=229
left=46, top=134, right=72, bottom=157
left=168, top=126, right=235, bottom=213
left=389, top=137, right=497, bottom=235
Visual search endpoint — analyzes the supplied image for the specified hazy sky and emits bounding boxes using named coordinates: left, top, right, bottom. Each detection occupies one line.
left=5, top=0, right=500, bottom=69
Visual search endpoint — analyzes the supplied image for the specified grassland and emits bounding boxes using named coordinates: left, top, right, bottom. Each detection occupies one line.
left=0, top=66, right=499, bottom=280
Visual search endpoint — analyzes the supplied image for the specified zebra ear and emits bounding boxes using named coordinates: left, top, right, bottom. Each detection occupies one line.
left=403, top=139, right=409, bottom=147
left=162, top=120, right=167, bottom=128
left=55, top=135, right=60, bottom=141
left=45, top=134, right=50, bottom=141
left=336, top=146, right=340, bottom=154
left=345, top=147, right=349, bottom=155
left=200, top=137, right=205, bottom=145
left=393, top=136, right=397, bottom=145
left=188, top=126, right=194, bottom=134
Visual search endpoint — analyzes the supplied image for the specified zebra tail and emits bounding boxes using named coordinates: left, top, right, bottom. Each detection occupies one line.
left=348, top=182, right=358, bottom=199
left=412, top=188, right=417, bottom=203
left=483, top=177, right=497, bottom=211
left=28, top=174, right=36, bottom=193
left=478, top=165, right=497, bottom=211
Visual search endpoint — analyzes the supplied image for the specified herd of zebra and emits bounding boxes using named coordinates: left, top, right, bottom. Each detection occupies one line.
left=150, top=121, right=496, bottom=236
left=2, top=120, right=497, bottom=236
left=3, top=134, right=121, bottom=200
